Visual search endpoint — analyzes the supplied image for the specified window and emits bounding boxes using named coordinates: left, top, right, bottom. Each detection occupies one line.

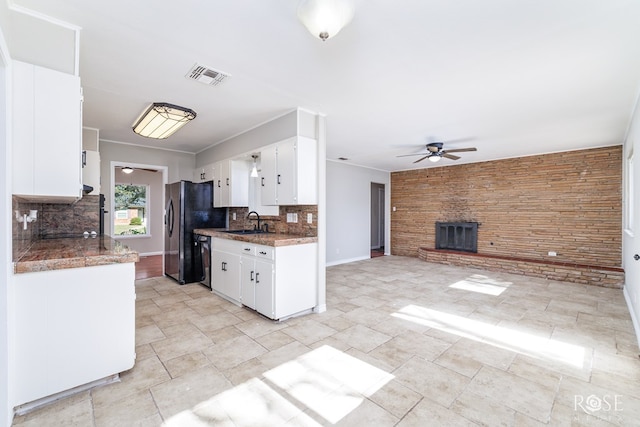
left=114, top=184, right=149, bottom=236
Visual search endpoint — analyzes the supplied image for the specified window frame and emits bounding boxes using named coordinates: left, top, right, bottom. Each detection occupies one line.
left=113, top=183, right=151, bottom=238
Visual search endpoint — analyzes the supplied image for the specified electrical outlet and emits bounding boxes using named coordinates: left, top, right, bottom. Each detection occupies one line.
left=548, top=251, right=557, bottom=256
left=286, top=213, right=299, bottom=223
left=307, top=213, right=313, bottom=223
left=232, top=212, right=236, bottom=220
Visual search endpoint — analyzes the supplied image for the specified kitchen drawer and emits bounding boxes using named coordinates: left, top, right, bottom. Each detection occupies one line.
left=240, top=244, right=255, bottom=256
left=255, top=245, right=274, bottom=260
left=212, top=237, right=242, bottom=253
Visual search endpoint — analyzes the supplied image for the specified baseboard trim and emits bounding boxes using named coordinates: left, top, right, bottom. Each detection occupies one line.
left=313, top=304, right=327, bottom=314
left=623, top=286, right=640, bottom=349
left=326, top=255, right=370, bottom=267
left=138, top=251, right=163, bottom=257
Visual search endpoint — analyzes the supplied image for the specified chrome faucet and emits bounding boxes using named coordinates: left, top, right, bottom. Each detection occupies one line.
left=247, top=211, right=261, bottom=231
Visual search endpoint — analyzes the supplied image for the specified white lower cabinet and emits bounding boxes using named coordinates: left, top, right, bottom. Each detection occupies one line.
left=241, top=244, right=275, bottom=317
left=212, top=237, right=317, bottom=320
left=13, top=263, right=136, bottom=406
left=211, top=241, right=241, bottom=304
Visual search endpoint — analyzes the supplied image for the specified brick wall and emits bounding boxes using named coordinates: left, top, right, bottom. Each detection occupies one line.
left=391, top=147, right=622, bottom=283
left=228, top=205, right=317, bottom=236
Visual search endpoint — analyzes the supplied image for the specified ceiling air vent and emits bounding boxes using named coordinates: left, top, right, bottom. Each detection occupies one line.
left=185, top=63, right=231, bottom=86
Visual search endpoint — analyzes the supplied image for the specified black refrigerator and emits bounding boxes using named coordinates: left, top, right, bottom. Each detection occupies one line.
left=164, top=181, right=226, bottom=284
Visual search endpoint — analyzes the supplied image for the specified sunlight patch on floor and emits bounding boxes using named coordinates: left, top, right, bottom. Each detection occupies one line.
left=264, top=345, right=394, bottom=424
left=163, top=377, right=320, bottom=427
left=162, top=345, right=394, bottom=426
left=393, top=304, right=585, bottom=368
left=449, top=274, right=512, bottom=296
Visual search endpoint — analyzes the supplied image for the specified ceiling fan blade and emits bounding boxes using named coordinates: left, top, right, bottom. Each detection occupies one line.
left=413, top=155, right=430, bottom=163
left=443, top=147, right=477, bottom=153
left=396, top=153, right=428, bottom=157
left=442, top=153, right=461, bottom=160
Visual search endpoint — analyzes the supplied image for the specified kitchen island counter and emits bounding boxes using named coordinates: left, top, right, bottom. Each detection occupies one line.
left=13, top=236, right=139, bottom=274
left=194, top=228, right=317, bottom=247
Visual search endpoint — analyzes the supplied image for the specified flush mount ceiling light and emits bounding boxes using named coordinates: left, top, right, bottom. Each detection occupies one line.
left=297, top=0, right=355, bottom=41
left=132, top=102, right=197, bottom=139
left=122, top=167, right=134, bottom=174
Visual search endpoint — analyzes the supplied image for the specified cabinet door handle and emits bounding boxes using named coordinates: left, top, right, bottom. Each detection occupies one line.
left=244, top=248, right=251, bottom=252
left=255, top=272, right=260, bottom=284
left=226, top=177, right=229, bottom=186
left=277, top=174, right=281, bottom=185
left=261, top=177, right=265, bottom=187
left=259, top=251, right=267, bottom=255
left=217, top=180, right=221, bottom=188
left=250, top=271, right=254, bottom=281
left=221, top=261, right=226, bottom=271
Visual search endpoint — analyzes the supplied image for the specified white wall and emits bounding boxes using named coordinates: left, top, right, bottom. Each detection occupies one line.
left=196, top=109, right=300, bottom=166
left=623, top=95, right=640, bottom=348
left=4, top=11, right=76, bottom=75
left=113, top=168, right=164, bottom=255
left=0, top=19, right=13, bottom=426
left=326, top=160, right=390, bottom=266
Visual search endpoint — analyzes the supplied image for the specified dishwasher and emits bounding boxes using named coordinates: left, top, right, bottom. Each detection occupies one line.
left=195, top=234, right=212, bottom=289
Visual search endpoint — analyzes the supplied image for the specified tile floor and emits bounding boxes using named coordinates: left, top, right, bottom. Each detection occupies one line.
left=11, top=256, right=640, bottom=426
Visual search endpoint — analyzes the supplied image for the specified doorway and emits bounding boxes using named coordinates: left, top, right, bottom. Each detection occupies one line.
left=371, top=183, right=385, bottom=258
left=110, top=162, right=168, bottom=256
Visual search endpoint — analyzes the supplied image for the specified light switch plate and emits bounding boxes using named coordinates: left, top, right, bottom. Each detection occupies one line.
left=307, top=213, right=313, bottom=223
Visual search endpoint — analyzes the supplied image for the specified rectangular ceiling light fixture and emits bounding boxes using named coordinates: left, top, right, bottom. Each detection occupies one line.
left=132, top=102, right=197, bottom=139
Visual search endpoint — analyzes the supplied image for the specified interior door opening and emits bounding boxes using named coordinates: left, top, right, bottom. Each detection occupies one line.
left=371, top=183, right=385, bottom=258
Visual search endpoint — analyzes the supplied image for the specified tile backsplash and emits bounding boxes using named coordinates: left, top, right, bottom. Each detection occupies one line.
left=228, top=205, right=317, bottom=236
left=12, top=195, right=101, bottom=261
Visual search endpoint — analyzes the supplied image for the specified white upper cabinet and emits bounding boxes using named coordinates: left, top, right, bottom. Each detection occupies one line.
left=13, top=61, right=83, bottom=202
left=260, top=144, right=278, bottom=205
left=193, top=163, right=215, bottom=183
left=260, top=136, right=317, bottom=206
left=213, top=159, right=249, bottom=207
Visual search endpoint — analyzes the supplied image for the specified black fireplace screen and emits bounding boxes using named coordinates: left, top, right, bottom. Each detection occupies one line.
left=435, top=222, right=478, bottom=253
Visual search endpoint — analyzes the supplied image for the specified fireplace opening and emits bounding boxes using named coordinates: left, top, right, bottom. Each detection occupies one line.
left=435, top=222, right=478, bottom=253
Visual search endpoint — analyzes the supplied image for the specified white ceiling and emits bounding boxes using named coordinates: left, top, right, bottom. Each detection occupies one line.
left=9, top=0, right=640, bottom=171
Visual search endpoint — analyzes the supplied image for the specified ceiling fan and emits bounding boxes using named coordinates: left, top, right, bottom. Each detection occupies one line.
left=397, top=142, right=477, bottom=164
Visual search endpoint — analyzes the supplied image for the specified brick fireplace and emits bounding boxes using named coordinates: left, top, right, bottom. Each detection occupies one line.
left=435, top=222, right=478, bottom=253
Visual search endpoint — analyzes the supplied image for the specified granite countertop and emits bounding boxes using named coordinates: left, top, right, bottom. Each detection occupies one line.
left=14, top=236, right=139, bottom=274
left=194, top=228, right=318, bottom=247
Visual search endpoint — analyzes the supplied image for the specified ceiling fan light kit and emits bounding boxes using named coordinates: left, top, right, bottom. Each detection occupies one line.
left=397, top=141, right=478, bottom=164
left=132, top=102, right=197, bottom=139
left=297, top=0, right=355, bottom=41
